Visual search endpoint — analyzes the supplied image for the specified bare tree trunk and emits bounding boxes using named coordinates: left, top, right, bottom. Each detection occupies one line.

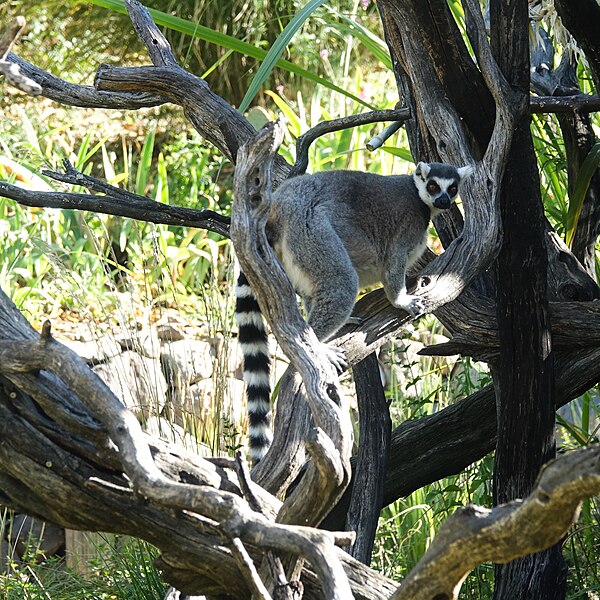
left=490, top=1, right=566, bottom=597
left=492, top=120, right=567, bottom=600
left=344, top=353, right=390, bottom=564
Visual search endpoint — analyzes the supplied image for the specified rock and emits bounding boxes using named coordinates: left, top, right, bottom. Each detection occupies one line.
left=185, top=377, right=246, bottom=427
left=8, top=515, right=64, bottom=559
left=144, top=416, right=211, bottom=455
left=58, top=337, right=122, bottom=364
left=93, top=351, right=168, bottom=419
left=156, top=323, right=186, bottom=342
left=161, top=339, right=214, bottom=386
left=117, top=327, right=162, bottom=359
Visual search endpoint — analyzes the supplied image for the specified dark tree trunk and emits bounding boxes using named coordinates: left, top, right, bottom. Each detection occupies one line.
left=491, top=120, right=567, bottom=600
left=490, top=1, right=566, bottom=597
left=345, top=352, right=391, bottom=564
left=558, top=109, right=600, bottom=282
left=554, top=0, right=600, bottom=92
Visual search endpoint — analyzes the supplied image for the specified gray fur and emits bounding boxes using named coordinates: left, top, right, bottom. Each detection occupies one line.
left=266, top=162, right=472, bottom=342
left=238, top=161, right=472, bottom=462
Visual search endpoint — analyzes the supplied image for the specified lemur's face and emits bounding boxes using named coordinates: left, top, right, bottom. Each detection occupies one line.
left=413, top=162, right=473, bottom=211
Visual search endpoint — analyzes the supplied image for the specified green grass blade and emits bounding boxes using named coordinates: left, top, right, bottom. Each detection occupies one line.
left=85, top=0, right=373, bottom=108
left=565, top=141, right=600, bottom=247
left=325, top=9, right=392, bottom=70
left=380, top=146, right=414, bottom=162
left=264, top=90, right=302, bottom=136
left=135, top=128, right=155, bottom=196
left=239, top=0, right=329, bottom=113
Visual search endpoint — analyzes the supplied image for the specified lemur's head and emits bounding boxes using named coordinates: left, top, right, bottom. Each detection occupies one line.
left=413, top=162, right=473, bottom=211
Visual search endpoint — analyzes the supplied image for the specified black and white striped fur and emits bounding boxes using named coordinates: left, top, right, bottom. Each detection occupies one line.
left=235, top=272, right=272, bottom=463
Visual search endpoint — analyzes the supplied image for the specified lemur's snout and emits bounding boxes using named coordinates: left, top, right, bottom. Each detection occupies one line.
left=434, top=193, right=452, bottom=209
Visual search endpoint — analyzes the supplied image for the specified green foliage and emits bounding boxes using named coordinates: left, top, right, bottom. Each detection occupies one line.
left=238, top=0, right=330, bottom=112
left=566, top=141, right=600, bottom=247
left=1, top=1, right=600, bottom=597
left=78, top=0, right=374, bottom=107
left=0, top=514, right=166, bottom=600
left=0, top=107, right=235, bottom=322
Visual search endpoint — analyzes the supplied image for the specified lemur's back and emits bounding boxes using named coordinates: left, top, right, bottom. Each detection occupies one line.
left=268, top=170, right=431, bottom=287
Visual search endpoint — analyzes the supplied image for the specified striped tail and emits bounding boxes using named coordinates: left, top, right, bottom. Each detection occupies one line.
left=235, top=272, right=273, bottom=464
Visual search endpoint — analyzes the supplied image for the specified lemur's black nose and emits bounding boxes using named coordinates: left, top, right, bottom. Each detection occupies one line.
left=434, top=193, right=451, bottom=209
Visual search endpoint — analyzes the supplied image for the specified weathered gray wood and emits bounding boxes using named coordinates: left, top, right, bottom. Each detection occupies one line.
left=390, top=447, right=600, bottom=600
left=0, top=310, right=364, bottom=599
left=230, top=122, right=353, bottom=532
left=1, top=1, right=600, bottom=597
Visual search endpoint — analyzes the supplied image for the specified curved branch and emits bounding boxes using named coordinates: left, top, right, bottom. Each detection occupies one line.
left=4, top=53, right=165, bottom=108
left=289, top=108, right=411, bottom=177
left=391, top=447, right=600, bottom=600
left=0, top=320, right=355, bottom=600
left=230, top=123, right=353, bottom=527
left=0, top=177, right=231, bottom=238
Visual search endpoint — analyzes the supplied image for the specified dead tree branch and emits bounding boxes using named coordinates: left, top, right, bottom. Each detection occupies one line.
left=231, top=122, right=354, bottom=529
left=390, top=446, right=600, bottom=600
left=0, top=316, right=356, bottom=599
left=289, top=107, right=411, bottom=177
left=0, top=171, right=231, bottom=238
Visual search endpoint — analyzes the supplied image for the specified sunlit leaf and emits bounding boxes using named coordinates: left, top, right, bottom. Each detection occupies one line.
left=565, top=141, right=600, bottom=247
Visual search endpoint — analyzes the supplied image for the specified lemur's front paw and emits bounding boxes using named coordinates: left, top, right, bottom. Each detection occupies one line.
left=396, top=293, right=424, bottom=317
left=322, top=343, right=348, bottom=374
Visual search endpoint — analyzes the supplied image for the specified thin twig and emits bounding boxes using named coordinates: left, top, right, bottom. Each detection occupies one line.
left=0, top=175, right=231, bottom=239
left=366, top=120, right=404, bottom=151
left=0, top=17, right=25, bottom=60
left=234, top=451, right=263, bottom=514
left=230, top=537, right=273, bottom=600
left=0, top=18, right=42, bottom=95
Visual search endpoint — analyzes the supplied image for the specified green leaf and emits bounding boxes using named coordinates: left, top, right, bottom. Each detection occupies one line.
left=325, top=9, right=392, bottom=70
left=333, top=127, right=354, bottom=169
left=379, top=146, right=414, bottom=162
left=264, top=90, right=302, bottom=136
left=565, top=141, right=600, bottom=247
left=85, top=0, right=373, bottom=108
left=239, top=0, right=328, bottom=113
left=135, top=128, right=155, bottom=196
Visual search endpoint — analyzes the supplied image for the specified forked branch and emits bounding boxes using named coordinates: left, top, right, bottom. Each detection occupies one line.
left=231, top=122, right=354, bottom=526
left=0, top=320, right=355, bottom=599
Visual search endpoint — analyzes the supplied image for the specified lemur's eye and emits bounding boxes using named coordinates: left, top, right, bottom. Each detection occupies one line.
left=426, top=181, right=439, bottom=194
left=448, top=185, right=458, bottom=196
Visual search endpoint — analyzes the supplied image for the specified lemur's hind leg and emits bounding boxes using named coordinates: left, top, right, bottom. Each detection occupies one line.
left=382, top=248, right=424, bottom=317
left=281, top=221, right=358, bottom=371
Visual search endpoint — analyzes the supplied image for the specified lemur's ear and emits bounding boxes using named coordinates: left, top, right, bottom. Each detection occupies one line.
left=457, top=164, right=475, bottom=181
left=415, top=162, right=431, bottom=180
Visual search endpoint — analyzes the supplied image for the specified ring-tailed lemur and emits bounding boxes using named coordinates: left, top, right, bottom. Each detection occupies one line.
left=236, top=161, right=473, bottom=463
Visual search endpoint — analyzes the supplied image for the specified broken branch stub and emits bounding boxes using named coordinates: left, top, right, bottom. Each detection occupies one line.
left=0, top=18, right=42, bottom=95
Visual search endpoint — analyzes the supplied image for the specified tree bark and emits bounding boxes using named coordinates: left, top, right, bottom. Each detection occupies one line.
left=344, top=353, right=391, bottom=564
left=2, top=2, right=600, bottom=597
left=490, top=1, right=566, bottom=597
